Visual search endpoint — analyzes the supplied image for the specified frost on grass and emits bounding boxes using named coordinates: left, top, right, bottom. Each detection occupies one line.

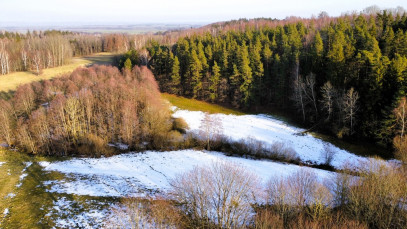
left=172, top=108, right=377, bottom=168
left=47, top=197, right=111, bottom=229
left=40, top=150, right=334, bottom=197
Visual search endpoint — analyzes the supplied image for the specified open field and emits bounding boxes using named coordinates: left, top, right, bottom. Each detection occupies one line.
left=162, top=93, right=244, bottom=115
left=164, top=94, right=390, bottom=159
left=0, top=52, right=116, bottom=94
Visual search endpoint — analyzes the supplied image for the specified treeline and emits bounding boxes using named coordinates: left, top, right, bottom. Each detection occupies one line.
left=0, top=65, right=186, bottom=156
left=142, top=11, right=407, bottom=147
left=0, top=30, right=159, bottom=75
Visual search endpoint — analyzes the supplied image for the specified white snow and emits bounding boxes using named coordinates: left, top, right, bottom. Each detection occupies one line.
left=40, top=150, right=334, bottom=197
left=0, top=162, right=4, bottom=167
left=48, top=197, right=110, bottom=229
left=172, top=108, right=375, bottom=168
left=3, top=208, right=9, bottom=217
left=5, top=193, right=16, bottom=199
left=16, top=162, right=32, bottom=188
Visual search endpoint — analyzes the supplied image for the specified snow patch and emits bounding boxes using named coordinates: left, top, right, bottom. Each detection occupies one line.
left=39, top=161, right=50, bottom=167
left=40, top=150, right=334, bottom=197
left=3, top=208, right=9, bottom=217
left=15, top=162, right=32, bottom=188
left=0, top=162, right=4, bottom=167
left=48, top=197, right=111, bottom=229
left=6, top=193, right=16, bottom=199
left=172, top=108, right=377, bottom=169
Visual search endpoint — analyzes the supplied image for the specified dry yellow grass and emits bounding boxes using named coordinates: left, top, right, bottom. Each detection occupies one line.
left=0, top=52, right=116, bottom=93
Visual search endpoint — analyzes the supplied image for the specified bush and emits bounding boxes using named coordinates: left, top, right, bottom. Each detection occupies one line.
left=107, top=197, right=183, bottom=229
left=266, top=169, right=332, bottom=224
left=345, top=160, right=407, bottom=228
left=321, top=143, right=337, bottom=166
left=170, top=161, right=260, bottom=228
left=393, top=135, right=407, bottom=165
left=269, top=141, right=300, bottom=162
left=77, top=134, right=113, bottom=157
left=172, top=117, right=189, bottom=134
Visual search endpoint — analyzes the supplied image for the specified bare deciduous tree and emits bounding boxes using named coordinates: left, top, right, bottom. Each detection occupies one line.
left=199, top=112, right=223, bottom=151
left=266, top=169, right=332, bottom=223
left=0, top=100, right=15, bottom=146
left=320, top=81, right=336, bottom=121
left=170, top=161, right=260, bottom=228
left=342, top=88, right=359, bottom=135
left=394, top=97, right=407, bottom=138
left=302, top=73, right=318, bottom=119
left=31, top=50, right=42, bottom=75
left=0, top=40, right=10, bottom=75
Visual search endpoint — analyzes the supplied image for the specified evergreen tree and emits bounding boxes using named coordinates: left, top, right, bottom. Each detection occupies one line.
left=171, top=56, right=181, bottom=95
left=237, top=44, right=253, bottom=107
left=189, top=50, right=203, bottom=98
left=209, top=61, right=221, bottom=102
left=124, top=58, right=132, bottom=70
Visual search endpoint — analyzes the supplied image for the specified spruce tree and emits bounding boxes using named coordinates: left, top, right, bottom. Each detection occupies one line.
left=171, top=56, right=181, bottom=95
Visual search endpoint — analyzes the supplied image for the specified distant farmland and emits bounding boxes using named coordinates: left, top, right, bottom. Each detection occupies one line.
left=0, top=23, right=203, bottom=34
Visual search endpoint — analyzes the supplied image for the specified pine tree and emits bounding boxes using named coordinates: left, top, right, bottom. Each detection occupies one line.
left=171, top=56, right=181, bottom=95
left=209, top=61, right=221, bottom=102
left=189, top=50, right=203, bottom=99
left=237, top=44, right=253, bottom=107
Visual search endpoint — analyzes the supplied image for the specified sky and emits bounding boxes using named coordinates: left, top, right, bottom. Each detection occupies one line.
left=0, top=0, right=407, bottom=26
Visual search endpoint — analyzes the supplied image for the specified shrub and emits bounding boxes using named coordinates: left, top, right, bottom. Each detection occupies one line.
left=172, top=117, right=189, bottom=134
left=345, top=160, right=407, bottom=228
left=170, top=161, right=260, bottom=228
left=78, top=134, right=113, bottom=157
left=107, top=197, right=182, bottom=229
left=393, top=135, right=407, bottom=165
left=269, top=141, right=300, bottom=162
left=321, top=143, right=337, bottom=166
left=266, top=169, right=332, bottom=224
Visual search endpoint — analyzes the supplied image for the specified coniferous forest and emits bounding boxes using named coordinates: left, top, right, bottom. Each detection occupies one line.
left=140, top=12, right=407, bottom=151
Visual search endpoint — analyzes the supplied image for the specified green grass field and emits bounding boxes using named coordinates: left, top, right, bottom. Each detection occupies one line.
left=162, top=93, right=245, bottom=115
left=0, top=52, right=116, bottom=94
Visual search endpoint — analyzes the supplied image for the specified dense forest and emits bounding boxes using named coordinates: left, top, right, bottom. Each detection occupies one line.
left=135, top=11, right=407, bottom=151
left=0, top=65, right=188, bottom=156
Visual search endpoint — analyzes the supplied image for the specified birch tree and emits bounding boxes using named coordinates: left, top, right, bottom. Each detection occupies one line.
left=199, top=112, right=223, bottom=151
left=320, top=81, right=336, bottom=121
left=0, top=40, right=10, bottom=75
left=342, top=88, right=359, bottom=134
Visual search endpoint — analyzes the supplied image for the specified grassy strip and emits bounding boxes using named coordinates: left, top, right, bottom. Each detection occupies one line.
left=0, top=149, right=114, bottom=228
left=162, top=93, right=245, bottom=115
left=0, top=52, right=116, bottom=93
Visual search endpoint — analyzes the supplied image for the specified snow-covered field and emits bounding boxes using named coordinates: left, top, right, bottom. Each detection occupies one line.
left=40, top=150, right=334, bottom=197
left=173, top=108, right=376, bottom=168
left=6, top=107, right=391, bottom=228
left=37, top=149, right=337, bottom=228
